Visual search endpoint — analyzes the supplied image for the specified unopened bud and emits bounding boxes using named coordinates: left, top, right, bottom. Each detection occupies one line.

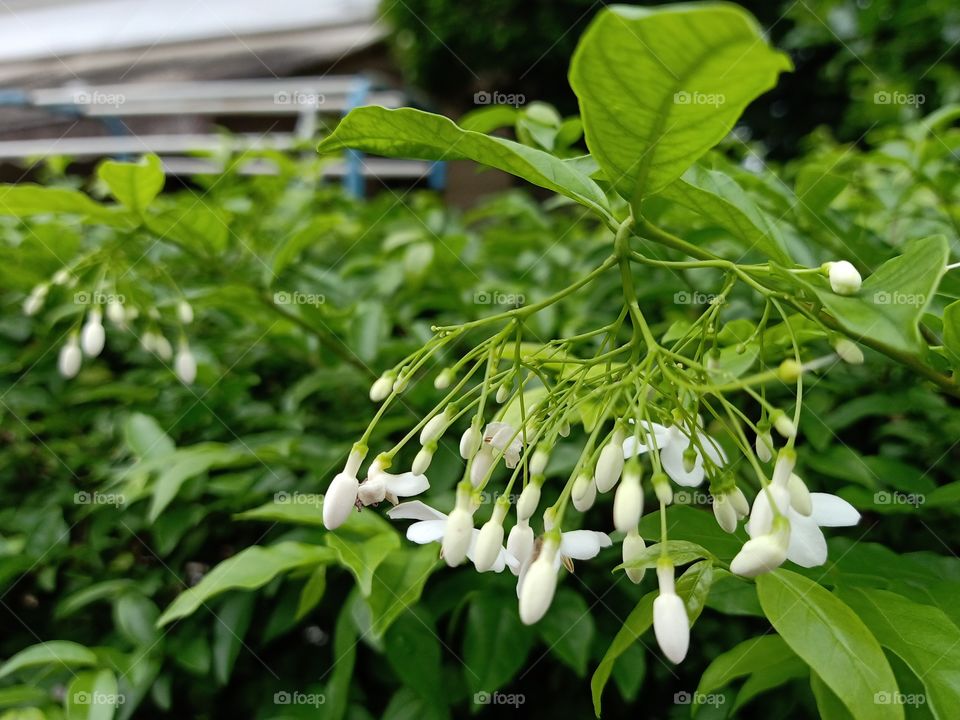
left=771, top=411, right=796, bottom=439
left=434, top=368, right=454, bottom=389
left=827, top=260, right=861, bottom=296
left=412, top=445, right=435, bottom=475
left=58, top=335, right=82, bottom=378
left=516, top=479, right=542, bottom=522
left=834, top=338, right=864, bottom=365
left=571, top=473, right=597, bottom=512
left=778, top=359, right=802, bottom=383
left=651, top=472, right=673, bottom=505
left=622, top=529, right=647, bottom=584
left=460, top=425, right=482, bottom=459
left=177, top=300, right=194, bottom=324
left=369, top=373, right=394, bottom=402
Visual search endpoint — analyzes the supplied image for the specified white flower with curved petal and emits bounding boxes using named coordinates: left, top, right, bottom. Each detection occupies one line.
left=484, top=422, right=523, bottom=469
left=786, top=493, right=860, bottom=568
left=357, top=471, right=429, bottom=506
left=387, top=501, right=518, bottom=573
left=515, top=529, right=612, bottom=597
left=621, top=421, right=670, bottom=458
left=623, top=422, right=726, bottom=487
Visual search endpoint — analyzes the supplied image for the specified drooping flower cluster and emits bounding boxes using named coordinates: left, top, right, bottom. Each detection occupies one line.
left=320, top=245, right=866, bottom=664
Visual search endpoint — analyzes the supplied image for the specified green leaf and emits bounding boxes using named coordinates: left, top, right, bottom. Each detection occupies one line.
left=0, top=185, right=131, bottom=226
left=97, top=154, right=164, bottom=215
left=385, top=609, right=446, bottom=713
left=591, top=560, right=713, bottom=717
left=838, top=587, right=960, bottom=719
left=756, top=569, right=903, bottom=720
left=157, top=542, right=335, bottom=626
left=569, top=4, right=791, bottom=202
left=697, top=634, right=796, bottom=697
left=785, top=235, right=948, bottom=355
left=325, top=531, right=400, bottom=596
left=318, top=107, right=610, bottom=218
left=811, top=671, right=856, bottom=720
left=463, top=590, right=534, bottom=696
left=236, top=498, right=391, bottom=536
left=656, top=165, right=792, bottom=263
left=615, top=539, right=716, bottom=571
left=639, top=505, right=746, bottom=559
left=0, top=641, right=98, bottom=679
left=537, top=588, right=595, bottom=677
left=123, top=413, right=174, bottom=460
left=112, top=592, right=160, bottom=647
left=295, top=565, right=327, bottom=620
left=145, top=206, right=228, bottom=255
left=365, top=546, right=439, bottom=638
left=66, top=669, right=119, bottom=720
left=940, top=299, right=960, bottom=372
left=212, top=593, right=254, bottom=685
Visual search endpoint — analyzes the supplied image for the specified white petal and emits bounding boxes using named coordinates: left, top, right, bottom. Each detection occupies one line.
left=622, top=422, right=670, bottom=458
left=697, top=430, right=727, bottom=466
left=746, top=485, right=790, bottom=538
left=387, top=501, right=446, bottom=522
left=560, top=530, right=612, bottom=561
left=660, top=430, right=705, bottom=487
left=383, top=472, right=430, bottom=497
left=653, top=592, right=689, bottom=664
left=786, top=511, right=828, bottom=567
left=810, top=493, right=861, bottom=527
left=406, top=519, right=446, bottom=544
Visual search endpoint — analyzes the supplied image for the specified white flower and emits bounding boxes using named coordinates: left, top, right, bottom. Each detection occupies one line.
left=786, top=492, right=859, bottom=568
left=595, top=427, right=626, bottom=493
left=624, top=421, right=726, bottom=488
left=80, top=309, right=105, bottom=357
left=356, top=469, right=429, bottom=506
left=653, top=560, right=689, bottom=664
left=153, top=333, right=173, bottom=361
left=519, top=536, right=559, bottom=625
left=834, top=338, right=864, bottom=365
left=571, top=473, right=597, bottom=512
left=175, top=343, right=197, bottom=383
left=442, top=506, right=474, bottom=567
left=755, top=430, right=774, bottom=462
left=484, top=422, right=523, bottom=469
left=772, top=411, right=796, bottom=439
left=473, top=500, right=509, bottom=573
left=622, top=529, right=647, bottom=584
left=712, top=492, right=738, bottom=533
left=419, top=413, right=448, bottom=445
left=434, top=368, right=453, bottom=390
left=469, top=445, right=496, bottom=487
left=23, top=285, right=48, bottom=316
left=369, top=373, right=394, bottom=402
left=52, top=269, right=71, bottom=286
left=459, top=425, right=482, bottom=459
left=177, top=300, right=194, bottom=324
left=529, top=447, right=550, bottom=476
left=516, top=480, right=541, bottom=522
left=387, top=501, right=518, bottom=573
left=58, top=335, right=82, bottom=378
left=106, top=299, right=126, bottom=326
left=506, top=518, right=534, bottom=573
left=322, top=472, right=359, bottom=530
left=731, top=517, right=790, bottom=577
left=516, top=529, right=611, bottom=601
left=613, top=463, right=643, bottom=532
left=412, top=446, right=434, bottom=475
left=828, top=260, right=861, bottom=295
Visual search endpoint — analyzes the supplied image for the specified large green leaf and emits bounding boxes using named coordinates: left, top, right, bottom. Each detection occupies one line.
left=0, top=641, right=98, bottom=679
left=317, top=107, right=611, bottom=218
left=756, top=570, right=902, bottom=720
left=655, top=165, right=792, bottom=263
left=591, top=560, right=713, bottom=716
left=66, top=669, right=119, bottom=720
left=537, top=588, right=595, bottom=677
left=463, top=590, right=535, bottom=696
left=696, top=634, right=796, bottom=700
left=365, top=545, right=440, bottom=638
left=325, top=531, right=400, bottom=596
left=0, top=185, right=132, bottom=226
left=838, top=587, right=960, bottom=719
left=157, top=542, right=335, bottom=626
left=784, top=235, right=948, bottom=355
left=569, top=4, right=791, bottom=203
left=97, top=154, right=165, bottom=215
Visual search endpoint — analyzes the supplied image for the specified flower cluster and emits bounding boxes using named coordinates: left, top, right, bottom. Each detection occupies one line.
left=320, top=245, right=866, bottom=664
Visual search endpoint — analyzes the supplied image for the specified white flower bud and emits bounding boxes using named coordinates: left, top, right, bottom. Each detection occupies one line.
left=369, top=373, right=394, bottom=402
left=496, top=383, right=510, bottom=403
left=52, top=269, right=71, bottom=286
left=419, top=413, right=448, bottom=445
left=731, top=518, right=790, bottom=578
left=788, top=473, right=812, bottom=516
left=746, top=483, right=791, bottom=538
left=516, top=480, right=542, bottom=522
left=434, top=368, right=453, bottom=390
left=58, top=336, right=82, bottom=378
left=106, top=299, right=126, bottom=326
left=729, top=486, right=750, bottom=518
left=595, top=430, right=626, bottom=493
left=23, top=285, right=48, bottom=316
left=412, top=446, right=434, bottom=476
left=571, top=473, right=597, bottom=512
left=613, top=466, right=643, bottom=533
left=153, top=333, right=173, bottom=361
left=470, top=445, right=495, bottom=487
left=175, top=344, right=197, bottom=384
left=393, top=374, right=409, bottom=394
left=828, top=260, right=861, bottom=296
left=442, top=507, right=474, bottom=567
left=712, top=493, right=738, bottom=533
left=80, top=310, right=105, bottom=357
left=653, top=561, right=689, bottom=664
left=322, top=471, right=359, bottom=529
left=507, top=519, right=534, bottom=573
left=651, top=472, right=673, bottom=505
left=557, top=421, right=570, bottom=438
left=473, top=501, right=509, bottom=573
left=460, top=425, right=482, bottom=459
left=177, top=300, right=194, bottom=324
left=529, top=448, right=550, bottom=476
left=772, top=448, right=796, bottom=486
left=834, top=338, right=864, bottom=365
left=772, top=411, right=796, bottom=440
left=519, top=537, right=559, bottom=625
left=345, top=445, right=366, bottom=477
left=755, top=430, right=774, bottom=463
left=622, top=529, right=647, bottom=584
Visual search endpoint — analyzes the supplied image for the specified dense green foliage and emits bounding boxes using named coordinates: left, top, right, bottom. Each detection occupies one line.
left=2, top=3, right=960, bottom=719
